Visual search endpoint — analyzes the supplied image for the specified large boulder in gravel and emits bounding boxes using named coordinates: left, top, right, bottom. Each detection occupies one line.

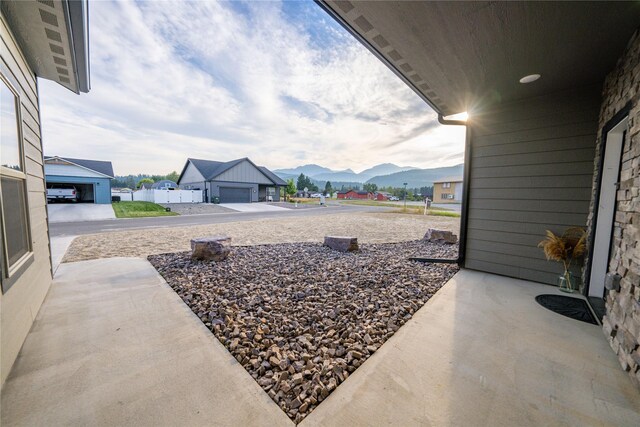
left=423, top=229, right=458, bottom=244
left=191, top=236, right=231, bottom=261
left=323, top=236, right=359, bottom=252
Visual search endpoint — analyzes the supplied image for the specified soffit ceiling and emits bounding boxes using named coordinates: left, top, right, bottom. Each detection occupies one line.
left=320, top=1, right=640, bottom=116
left=2, top=0, right=89, bottom=94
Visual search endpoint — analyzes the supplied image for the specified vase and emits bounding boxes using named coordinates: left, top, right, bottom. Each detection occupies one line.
left=557, top=272, right=578, bottom=293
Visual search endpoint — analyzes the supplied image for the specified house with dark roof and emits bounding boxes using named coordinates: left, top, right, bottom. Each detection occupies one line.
left=151, top=179, right=178, bottom=190
left=44, top=156, right=114, bottom=204
left=177, top=158, right=287, bottom=203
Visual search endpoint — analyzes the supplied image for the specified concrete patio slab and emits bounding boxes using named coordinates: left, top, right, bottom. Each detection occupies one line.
left=301, top=270, right=640, bottom=427
left=48, top=203, right=116, bottom=223
left=50, top=235, right=76, bottom=274
left=0, top=257, right=292, bottom=427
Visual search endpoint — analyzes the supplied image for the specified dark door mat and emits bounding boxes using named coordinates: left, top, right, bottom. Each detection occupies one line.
left=587, top=296, right=606, bottom=323
left=535, top=294, right=598, bottom=325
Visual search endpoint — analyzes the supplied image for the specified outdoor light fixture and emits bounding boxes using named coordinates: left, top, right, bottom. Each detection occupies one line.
left=519, top=74, right=541, bottom=84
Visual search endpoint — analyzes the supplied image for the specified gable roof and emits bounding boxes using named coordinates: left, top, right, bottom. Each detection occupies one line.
left=258, top=166, right=287, bottom=186
left=178, top=158, right=286, bottom=186
left=434, top=176, right=463, bottom=184
left=45, top=156, right=114, bottom=178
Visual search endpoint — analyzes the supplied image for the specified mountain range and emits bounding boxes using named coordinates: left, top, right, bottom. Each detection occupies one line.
left=273, top=163, right=416, bottom=183
left=273, top=163, right=463, bottom=188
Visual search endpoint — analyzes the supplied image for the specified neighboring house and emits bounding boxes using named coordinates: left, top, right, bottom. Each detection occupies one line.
left=337, top=190, right=373, bottom=200
left=433, top=176, right=463, bottom=204
left=1, top=0, right=89, bottom=388
left=151, top=180, right=177, bottom=190
left=44, top=156, right=114, bottom=204
left=374, top=192, right=390, bottom=201
left=177, top=158, right=287, bottom=203
left=319, top=1, right=640, bottom=385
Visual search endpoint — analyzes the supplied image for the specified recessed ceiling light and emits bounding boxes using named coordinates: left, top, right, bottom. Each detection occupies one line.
left=519, top=74, right=541, bottom=84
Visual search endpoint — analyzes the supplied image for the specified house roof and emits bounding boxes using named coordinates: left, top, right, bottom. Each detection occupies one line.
left=434, top=176, right=463, bottom=184
left=2, top=0, right=90, bottom=94
left=179, top=158, right=285, bottom=186
left=45, top=156, right=114, bottom=178
left=258, top=166, right=287, bottom=186
left=318, top=1, right=640, bottom=116
left=151, top=180, right=178, bottom=189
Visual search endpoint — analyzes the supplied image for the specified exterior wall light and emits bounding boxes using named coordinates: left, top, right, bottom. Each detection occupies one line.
left=519, top=74, right=541, bottom=84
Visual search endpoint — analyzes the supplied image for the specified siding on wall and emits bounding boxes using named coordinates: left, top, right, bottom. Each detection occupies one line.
left=1, top=14, right=52, bottom=386
left=434, top=181, right=462, bottom=203
left=215, top=160, right=273, bottom=185
left=179, top=162, right=205, bottom=185
left=44, top=163, right=108, bottom=178
left=464, top=85, right=601, bottom=285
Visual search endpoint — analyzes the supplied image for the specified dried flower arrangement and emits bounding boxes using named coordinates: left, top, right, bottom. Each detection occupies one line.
left=538, top=227, right=587, bottom=292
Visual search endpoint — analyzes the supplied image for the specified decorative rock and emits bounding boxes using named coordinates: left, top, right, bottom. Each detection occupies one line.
left=323, top=236, right=358, bottom=252
left=190, top=236, right=232, bottom=261
left=423, top=229, right=458, bottom=244
left=149, top=239, right=459, bottom=422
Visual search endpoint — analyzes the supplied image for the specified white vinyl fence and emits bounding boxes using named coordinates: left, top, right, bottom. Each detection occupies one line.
left=132, top=189, right=203, bottom=204
left=111, top=191, right=133, bottom=201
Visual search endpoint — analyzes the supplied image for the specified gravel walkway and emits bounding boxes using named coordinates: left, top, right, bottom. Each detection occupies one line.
left=158, top=203, right=234, bottom=215
left=148, top=240, right=458, bottom=423
left=63, top=212, right=459, bottom=262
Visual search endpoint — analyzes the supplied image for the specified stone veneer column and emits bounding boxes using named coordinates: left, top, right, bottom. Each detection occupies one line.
left=587, top=29, right=640, bottom=388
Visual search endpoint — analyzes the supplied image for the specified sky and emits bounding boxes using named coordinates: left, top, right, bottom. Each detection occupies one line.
left=39, top=0, right=465, bottom=176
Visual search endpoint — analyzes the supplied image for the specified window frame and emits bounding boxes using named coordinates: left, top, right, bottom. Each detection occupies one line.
left=0, top=71, right=34, bottom=293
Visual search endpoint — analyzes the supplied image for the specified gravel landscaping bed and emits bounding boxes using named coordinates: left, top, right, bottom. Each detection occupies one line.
left=159, top=203, right=234, bottom=215
left=149, top=240, right=458, bottom=423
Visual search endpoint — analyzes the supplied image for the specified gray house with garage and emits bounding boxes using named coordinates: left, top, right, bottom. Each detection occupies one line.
left=177, top=158, right=287, bottom=203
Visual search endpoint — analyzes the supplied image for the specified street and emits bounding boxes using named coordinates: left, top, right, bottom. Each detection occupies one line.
left=49, top=204, right=391, bottom=236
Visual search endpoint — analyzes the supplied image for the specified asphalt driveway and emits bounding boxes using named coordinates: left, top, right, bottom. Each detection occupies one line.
left=48, top=203, right=116, bottom=223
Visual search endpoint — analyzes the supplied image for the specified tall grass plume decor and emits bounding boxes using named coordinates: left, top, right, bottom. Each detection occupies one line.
left=538, top=227, right=587, bottom=292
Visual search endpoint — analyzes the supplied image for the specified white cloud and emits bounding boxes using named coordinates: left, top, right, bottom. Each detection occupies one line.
left=39, top=0, right=464, bottom=175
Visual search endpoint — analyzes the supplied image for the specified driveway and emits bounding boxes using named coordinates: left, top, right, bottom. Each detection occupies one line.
left=48, top=203, right=115, bottom=223
left=219, top=202, right=291, bottom=213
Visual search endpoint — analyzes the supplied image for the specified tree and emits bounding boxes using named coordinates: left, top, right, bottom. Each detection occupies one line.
left=286, top=178, right=297, bottom=200
left=137, top=177, right=154, bottom=188
left=166, top=171, right=180, bottom=182
left=324, top=181, right=333, bottom=196
left=297, top=173, right=307, bottom=191
left=363, top=183, right=378, bottom=193
left=297, top=173, right=318, bottom=192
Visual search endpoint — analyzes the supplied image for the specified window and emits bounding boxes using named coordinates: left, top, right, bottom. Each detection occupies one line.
left=1, top=74, right=32, bottom=292
left=442, top=182, right=451, bottom=188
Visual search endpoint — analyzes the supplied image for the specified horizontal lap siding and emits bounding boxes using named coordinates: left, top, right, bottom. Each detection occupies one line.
left=464, top=86, right=601, bottom=285
left=1, top=15, right=52, bottom=387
